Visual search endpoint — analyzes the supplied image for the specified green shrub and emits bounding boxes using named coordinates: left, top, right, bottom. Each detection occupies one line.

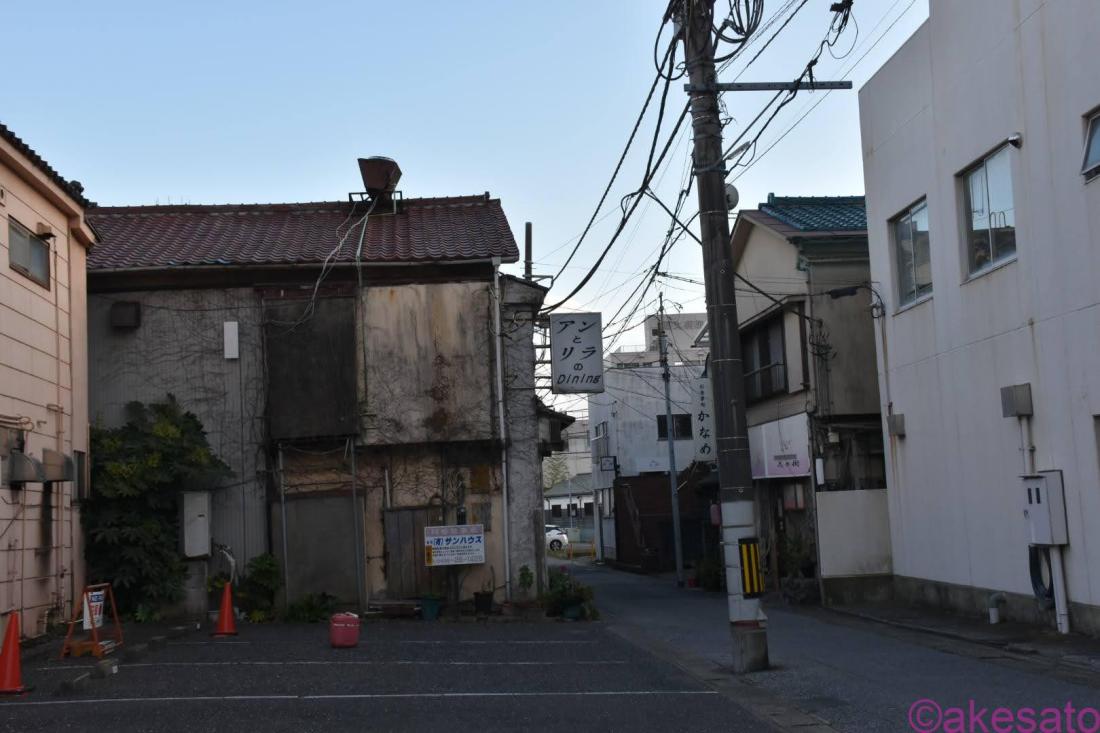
left=84, top=396, right=230, bottom=615
left=238, top=553, right=281, bottom=618
left=542, top=567, right=597, bottom=619
left=284, top=593, right=339, bottom=623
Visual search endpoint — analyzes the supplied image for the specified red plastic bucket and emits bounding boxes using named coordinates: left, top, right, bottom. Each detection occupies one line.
left=329, top=613, right=360, bottom=648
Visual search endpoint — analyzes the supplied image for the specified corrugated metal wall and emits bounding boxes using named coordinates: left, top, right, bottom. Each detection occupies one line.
left=87, top=288, right=269, bottom=565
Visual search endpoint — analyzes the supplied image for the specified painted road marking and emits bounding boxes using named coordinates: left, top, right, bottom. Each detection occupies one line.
left=0, top=690, right=718, bottom=707
left=168, top=641, right=251, bottom=645
left=108, top=660, right=629, bottom=668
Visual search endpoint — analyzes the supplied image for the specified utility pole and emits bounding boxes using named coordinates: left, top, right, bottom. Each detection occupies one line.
left=657, top=293, right=685, bottom=587
left=679, top=0, right=767, bottom=673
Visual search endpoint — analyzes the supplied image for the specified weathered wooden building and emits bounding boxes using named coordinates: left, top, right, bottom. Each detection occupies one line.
left=85, top=160, right=563, bottom=609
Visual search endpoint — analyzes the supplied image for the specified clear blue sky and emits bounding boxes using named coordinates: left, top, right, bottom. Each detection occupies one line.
left=3, top=0, right=926, bottom=349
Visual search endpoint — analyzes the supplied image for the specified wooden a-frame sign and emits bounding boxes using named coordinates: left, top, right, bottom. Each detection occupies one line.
left=61, top=583, right=124, bottom=659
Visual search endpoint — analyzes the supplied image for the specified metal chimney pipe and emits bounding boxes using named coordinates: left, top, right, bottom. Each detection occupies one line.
left=524, top=222, right=533, bottom=280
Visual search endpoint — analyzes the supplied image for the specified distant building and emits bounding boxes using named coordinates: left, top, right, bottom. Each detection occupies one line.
left=588, top=364, right=716, bottom=569
left=86, top=162, right=569, bottom=610
left=0, top=123, right=96, bottom=637
left=542, top=418, right=590, bottom=487
left=860, top=0, right=1100, bottom=633
left=605, top=312, right=708, bottom=369
left=543, top=473, right=594, bottom=539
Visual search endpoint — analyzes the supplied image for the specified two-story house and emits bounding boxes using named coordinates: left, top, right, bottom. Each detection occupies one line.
left=1, top=123, right=96, bottom=637
left=86, top=158, right=564, bottom=611
left=723, top=195, right=890, bottom=601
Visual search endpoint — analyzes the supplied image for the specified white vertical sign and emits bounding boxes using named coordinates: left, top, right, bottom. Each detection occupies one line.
left=693, top=375, right=716, bottom=461
left=549, top=313, right=604, bottom=394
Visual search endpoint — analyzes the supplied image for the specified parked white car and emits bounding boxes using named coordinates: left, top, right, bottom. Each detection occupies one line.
left=545, top=525, right=570, bottom=551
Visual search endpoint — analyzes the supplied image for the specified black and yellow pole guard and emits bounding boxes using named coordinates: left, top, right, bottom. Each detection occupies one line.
left=738, top=537, right=765, bottom=599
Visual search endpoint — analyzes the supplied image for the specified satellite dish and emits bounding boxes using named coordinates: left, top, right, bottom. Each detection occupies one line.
left=725, top=184, right=739, bottom=211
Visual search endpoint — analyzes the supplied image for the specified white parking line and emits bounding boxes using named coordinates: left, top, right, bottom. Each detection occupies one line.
left=399, top=640, right=589, bottom=645
left=108, top=660, right=628, bottom=668
left=168, top=641, right=251, bottom=645
left=0, top=690, right=718, bottom=707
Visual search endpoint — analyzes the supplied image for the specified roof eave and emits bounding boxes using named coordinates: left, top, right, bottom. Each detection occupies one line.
left=0, top=134, right=96, bottom=247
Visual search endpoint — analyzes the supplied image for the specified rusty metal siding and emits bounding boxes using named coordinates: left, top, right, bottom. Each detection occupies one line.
left=264, top=297, right=357, bottom=440
left=87, top=288, right=269, bottom=565
left=361, top=282, right=493, bottom=445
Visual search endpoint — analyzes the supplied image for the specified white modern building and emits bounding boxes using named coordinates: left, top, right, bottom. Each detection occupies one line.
left=860, top=0, right=1100, bottom=634
left=605, top=312, right=709, bottom=368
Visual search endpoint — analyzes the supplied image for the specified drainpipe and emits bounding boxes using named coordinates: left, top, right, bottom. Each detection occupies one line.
left=278, top=446, right=290, bottom=608
left=348, top=438, right=364, bottom=611
left=491, top=259, right=512, bottom=601
left=1019, top=414, right=1070, bottom=634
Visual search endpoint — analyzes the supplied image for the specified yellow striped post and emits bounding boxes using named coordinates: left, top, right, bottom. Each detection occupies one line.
left=738, top=538, right=765, bottom=599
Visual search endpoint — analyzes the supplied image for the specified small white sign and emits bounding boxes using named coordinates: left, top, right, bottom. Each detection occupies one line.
left=83, top=589, right=105, bottom=630
left=549, top=313, right=604, bottom=394
left=425, top=524, right=485, bottom=567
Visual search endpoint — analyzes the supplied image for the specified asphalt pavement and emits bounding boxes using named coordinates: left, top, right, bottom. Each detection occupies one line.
left=570, top=559, right=1100, bottom=733
left=1, top=619, right=768, bottom=733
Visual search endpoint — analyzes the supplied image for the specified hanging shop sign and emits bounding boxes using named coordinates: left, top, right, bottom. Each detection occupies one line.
left=549, top=313, right=605, bottom=393
left=424, top=524, right=485, bottom=567
left=748, top=413, right=811, bottom=479
left=693, top=375, right=716, bottom=462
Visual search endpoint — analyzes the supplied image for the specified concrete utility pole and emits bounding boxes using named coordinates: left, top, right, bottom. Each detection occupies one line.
left=657, top=293, right=685, bottom=587
left=679, top=0, right=767, bottom=673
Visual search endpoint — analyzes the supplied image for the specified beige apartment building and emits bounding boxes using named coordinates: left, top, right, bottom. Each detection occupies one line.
left=0, top=123, right=95, bottom=637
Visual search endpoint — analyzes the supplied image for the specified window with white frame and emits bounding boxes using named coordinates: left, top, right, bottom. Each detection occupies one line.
left=892, top=199, right=931, bottom=305
left=1083, top=111, right=1100, bottom=181
left=962, top=146, right=1016, bottom=274
left=8, top=218, right=51, bottom=288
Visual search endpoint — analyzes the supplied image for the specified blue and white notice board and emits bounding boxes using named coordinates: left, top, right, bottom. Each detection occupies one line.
left=424, top=524, right=485, bottom=567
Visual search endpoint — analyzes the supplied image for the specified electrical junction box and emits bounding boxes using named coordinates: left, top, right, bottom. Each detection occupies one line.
left=1021, top=470, right=1068, bottom=546
left=181, top=491, right=212, bottom=558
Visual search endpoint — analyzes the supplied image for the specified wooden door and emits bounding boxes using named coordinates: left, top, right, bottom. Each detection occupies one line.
left=383, top=507, right=441, bottom=599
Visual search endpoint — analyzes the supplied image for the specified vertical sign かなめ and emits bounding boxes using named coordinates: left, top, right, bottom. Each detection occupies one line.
left=693, top=374, right=716, bottom=462
left=549, top=313, right=604, bottom=394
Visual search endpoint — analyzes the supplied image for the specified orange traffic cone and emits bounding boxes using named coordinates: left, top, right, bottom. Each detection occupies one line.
left=1, top=612, right=29, bottom=695
left=211, top=583, right=238, bottom=637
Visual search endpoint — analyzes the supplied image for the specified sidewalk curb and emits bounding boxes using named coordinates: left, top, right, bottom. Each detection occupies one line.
left=824, top=607, right=1099, bottom=676
left=604, top=623, right=841, bottom=733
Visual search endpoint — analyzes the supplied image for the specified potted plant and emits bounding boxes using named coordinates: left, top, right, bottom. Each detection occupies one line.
left=420, top=592, right=444, bottom=621
left=543, top=567, right=598, bottom=620
left=473, top=580, right=494, bottom=615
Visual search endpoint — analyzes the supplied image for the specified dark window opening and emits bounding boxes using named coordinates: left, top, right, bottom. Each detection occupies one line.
left=657, top=413, right=693, bottom=441
left=741, top=316, right=786, bottom=403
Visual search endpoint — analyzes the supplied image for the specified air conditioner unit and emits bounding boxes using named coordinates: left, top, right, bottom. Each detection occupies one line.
left=42, top=448, right=74, bottom=482
left=7, top=451, right=45, bottom=483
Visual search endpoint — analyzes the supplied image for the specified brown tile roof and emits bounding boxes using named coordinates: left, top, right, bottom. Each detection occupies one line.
left=0, top=122, right=90, bottom=207
left=86, top=194, right=519, bottom=271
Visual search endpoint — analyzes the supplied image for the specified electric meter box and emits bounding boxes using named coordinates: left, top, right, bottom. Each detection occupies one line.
left=1021, top=470, right=1068, bottom=546
left=181, top=491, right=212, bottom=558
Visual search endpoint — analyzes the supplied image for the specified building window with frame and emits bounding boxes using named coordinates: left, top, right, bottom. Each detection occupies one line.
left=1083, top=111, right=1100, bottom=181
left=741, top=315, right=786, bottom=403
left=656, top=413, right=692, bottom=441
left=593, top=422, right=607, bottom=439
left=962, top=146, right=1016, bottom=274
left=892, top=199, right=932, bottom=305
left=8, top=218, right=51, bottom=288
